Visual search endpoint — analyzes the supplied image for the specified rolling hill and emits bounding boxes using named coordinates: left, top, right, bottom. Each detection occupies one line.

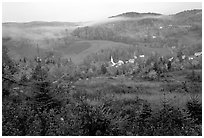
left=72, top=10, right=202, bottom=55
left=109, top=12, right=162, bottom=18
left=2, top=9, right=202, bottom=64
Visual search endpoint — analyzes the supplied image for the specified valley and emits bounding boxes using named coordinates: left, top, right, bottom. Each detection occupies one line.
left=2, top=9, right=202, bottom=136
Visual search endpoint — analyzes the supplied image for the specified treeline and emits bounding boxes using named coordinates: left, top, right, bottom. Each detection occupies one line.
left=72, top=19, right=201, bottom=51
left=71, top=21, right=167, bottom=46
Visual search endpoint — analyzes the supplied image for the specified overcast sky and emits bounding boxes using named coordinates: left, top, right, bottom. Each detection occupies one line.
left=2, top=1, right=202, bottom=22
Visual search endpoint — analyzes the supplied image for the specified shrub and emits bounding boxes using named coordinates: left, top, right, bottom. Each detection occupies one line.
left=186, top=70, right=202, bottom=82
left=150, top=105, right=185, bottom=135
left=100, top=64, right=107, bottom=75
left=147, top=70, right=158, bottom=80
left=186, top=96, right=202, bottom=125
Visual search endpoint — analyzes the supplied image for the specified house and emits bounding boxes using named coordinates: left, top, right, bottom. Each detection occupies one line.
left=182, top=55, right=186, bottom=60
left=168, top=57, right=174, bottom=61
left=194, top=52, right=202, bottom=57
left=13, top=87, right=20, bottom=90
left=152, top=36, right=156, bottom=39
left=110, top=56, right=124, bottom=67
left=188, top=56, right=194, bottom=60
left=117, top=60, right=124, bottom=66
left=128, top=59, right=135, bottom=64
left=139, top=55, right=145, bottom=58
left=35, top=57, right=42, bottom=62
left=172, top=46, right=176, bottom=49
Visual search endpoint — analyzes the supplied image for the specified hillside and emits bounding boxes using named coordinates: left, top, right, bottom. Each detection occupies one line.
left=2, top=9, right=202, bottom=64
left=72, top=10, right=202, bottom=54
left=109, top=12, right=162, bottom=18
left=2, top=21, right=80, bottom=27
left=3, top=35, right=132, bottom=64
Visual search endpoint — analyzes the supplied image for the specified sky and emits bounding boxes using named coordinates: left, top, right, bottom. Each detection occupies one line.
left=2, top=1, right=202, bottom=22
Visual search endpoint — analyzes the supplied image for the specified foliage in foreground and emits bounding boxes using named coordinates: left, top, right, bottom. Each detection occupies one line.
left=3, top=86, right=202, bottom=136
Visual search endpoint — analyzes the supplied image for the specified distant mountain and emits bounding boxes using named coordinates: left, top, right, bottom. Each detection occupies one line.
left=173, top=9, right=202, bottom=24
left=109, top=12, right=162, bottom=18
left=174, top=9, right=202, bottom=17
left=2, top=9, right=202, bottom=64
left=3, top=21, right=80, bottom=27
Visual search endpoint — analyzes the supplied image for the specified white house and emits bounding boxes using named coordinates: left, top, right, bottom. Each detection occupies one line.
left=194, top=52, right=202, bottom=57
left=139, top=55, right=145, bottom=58
left=188, top=56, right=194, bottom=60
left=128, top=59, right=135, bottom=64
left=110, top=56, right=124, bottom=67
left=117, top=60, right=124, bottom=65
left=13, top=87, right=20, bottom=90
left=36, top=57, right=42, bottom=62
left=152, top=36, right=156, bottom=39
left=182, top=55, right=186, bottom=60
left=168, top=57, right=174, bottom=61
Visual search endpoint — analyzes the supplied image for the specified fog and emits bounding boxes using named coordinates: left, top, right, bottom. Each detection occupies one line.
left=3, top=1, right=202, bottom=22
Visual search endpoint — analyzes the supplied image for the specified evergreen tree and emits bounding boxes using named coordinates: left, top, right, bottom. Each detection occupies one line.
left=31, top=63, right=62, bottom=135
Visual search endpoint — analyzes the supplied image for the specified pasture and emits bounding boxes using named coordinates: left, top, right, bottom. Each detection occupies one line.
left=73, top=69, right=202, bottom=110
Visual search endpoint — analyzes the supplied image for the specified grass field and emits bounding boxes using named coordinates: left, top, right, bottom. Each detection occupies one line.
left=73, top=69, right=202, bottom=110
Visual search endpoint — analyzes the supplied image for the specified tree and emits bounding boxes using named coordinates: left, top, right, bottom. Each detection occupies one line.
left=2, top=44, right=18, bottom=97
left=167, top=60, right=172, bottom=71
left=32, top=64, right=48, bottom=81
left=101, top=64, right=107, bottom=75
left=31, top=63, right=62, bottom=135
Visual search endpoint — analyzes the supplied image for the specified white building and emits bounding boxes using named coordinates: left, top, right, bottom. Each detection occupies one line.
left=139, top=55, right=145, bottom=58
left=117, top=60, right=124, bottom=66
left=110, top=56, right=116, bottom=66
left=182, top=55, right=186, bottom=60
left=152, top=36, right=156, bottom=39
left=188, top=56, right=194, bottom=60
left=168, top=57, right=174, bottom=61
left=194, top=52, right=202, bottom=57
left=128, top=59, right=135, bottom=64
left=110, top=56, right=124, bottom=67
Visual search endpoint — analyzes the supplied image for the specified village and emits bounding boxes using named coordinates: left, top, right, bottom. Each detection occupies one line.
left=2, top=3, right=202, bottom=135
left=11, top=45, right=202, bottom=90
